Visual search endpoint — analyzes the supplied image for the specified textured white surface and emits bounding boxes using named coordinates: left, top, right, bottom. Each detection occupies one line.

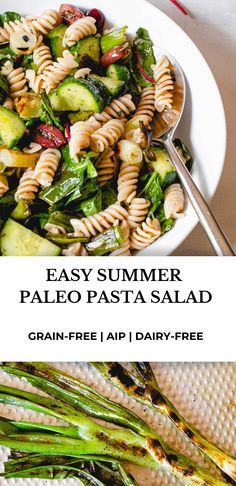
left=0, top=362, right=236, bottom=485
left=147, top=0, right=236, bottom=255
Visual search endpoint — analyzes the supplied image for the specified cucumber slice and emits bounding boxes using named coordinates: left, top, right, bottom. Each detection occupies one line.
left=146, top=146, right=174, bottom=184
left=48, top=24, right=67, bottom=59
left=0, top=219, right=61, bottom=256
left=68, top=111, right=94, bottom=123
left=71, top=36, right=100, bottom=62
left=49, top=77, right=106, bottom=113
left=90, top=75, right=126, bottom=97
left=0, top=107, right=26, bottom=149
left=106, top=64, right=130, bottom=82
left=86, top=76, right=112, bottom=105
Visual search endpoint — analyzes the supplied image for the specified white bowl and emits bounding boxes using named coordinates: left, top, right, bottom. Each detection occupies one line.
left=1, top=0, right=226, bottom=255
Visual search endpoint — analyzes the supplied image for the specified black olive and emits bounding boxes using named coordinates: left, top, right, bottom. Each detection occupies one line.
left=22, top=35, right=29, bottom=42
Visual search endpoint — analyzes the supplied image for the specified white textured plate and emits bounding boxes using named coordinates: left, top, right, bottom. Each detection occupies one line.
left=0, top=0, right=226, bottom=255
left=0, top=363, right=236, bottom=485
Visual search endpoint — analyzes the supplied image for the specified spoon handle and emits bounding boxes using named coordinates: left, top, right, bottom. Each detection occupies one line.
left=161, top=138, right=235, bottom=256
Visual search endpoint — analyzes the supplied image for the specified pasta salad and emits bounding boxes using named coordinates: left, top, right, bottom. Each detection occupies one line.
left=0, top=5, right=193, bottom=256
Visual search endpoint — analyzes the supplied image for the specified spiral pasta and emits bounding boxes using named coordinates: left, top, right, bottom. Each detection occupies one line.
left=15, top=169, right=40, bottom=202
left=71, top=202, right=129, bottom=238
left=0, top=175, right=9, bottom=198
left=7, top=66, right=28, bottom=99
left=74, top=68, right=91, bottom=79
left=44, top=223, right=67, bottom=235
left=117, top=159, right=142, bottom=205
left=34, top=148, right=61, bottom=187
left=127, top=198, right=150, bottom=229
left=69, top=120, right=101, bottom=159
left=110, top=220, right=131, bottom=256
left=152, top=56, right=174, bottom=112
left=41, top=50, right=78, bottom=93
left=96, top=148, right=115, bottom=185
left=30, top=10, right=61, bottom=35
left=90, top=95, right=136, bottom=125
left=134, top=86, right=155, bottom=121
left=130, top=217, right=161, bottom=250
left=90, top=119, right=125, bottom=153
left=62, top=242, right=88, bottom=256
left=164, top=183, right=185, bottom=219
left=0, top=17, right=35, bottom=43
left=33, top=43, right=53, bottom=75
left=23, top=143, right=42, bottom=155
left=63, top=16, right=97, bottom=48
left=25, top=69, right=43, bottom=94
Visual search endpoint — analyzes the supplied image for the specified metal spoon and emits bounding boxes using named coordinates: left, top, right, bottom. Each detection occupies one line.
left=151, top=47, right=234, bottom=256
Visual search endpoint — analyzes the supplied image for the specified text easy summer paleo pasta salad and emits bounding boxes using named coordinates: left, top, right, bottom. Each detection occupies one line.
left=0, top=5, right=193, bottom=256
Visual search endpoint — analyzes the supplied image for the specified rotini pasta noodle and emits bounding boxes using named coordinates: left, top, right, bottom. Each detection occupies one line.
left=110, top=220, right=131, bottom=256
left=134, top=86, right=155, bottom=121
left=69, top=119, right=101, bottom=159
left=2, top=97, right=14, bottom=110
left=33, top=43, right=53, bottom=75
left=1, top=60, right=14, bottom=77
left=0, top=17, right=35, bottom=43
left=7, top=66, right=28, bottom=99
left=130, top=217, right=161, bottom=249
left=90, top=119, right=125, bottom=153
left=25, top=69, right=44, bottom=94
left=71, top=202, right=129, bottom=238
left=117, top=159, right=142, bottom=204
left=44, top=223, right=67, bottom=235
left=34, top=148, right=61, bottom=187
left=164, top=183, right=185, bottom=219
left=63, top=16, right=97, bottom=47
left=30, top=10, right=61, bottom=35
left=0, top=174, right=9, bottom=198
left=127, top=198, right=150, bottom=229
left=90, top=94, right=136, bottom=124
left=15, top=168, right=40, bottom=202
left=41, top=50, right=78, bottom=93
left=152, top=56, right=174, bottom=112
left=62, top=242, right=88, bottom=256
left=96, top=148, right=115, bottom=185
left=74, top=68, right=91, bottom=79
left=23, top=143, right=42, bottom=154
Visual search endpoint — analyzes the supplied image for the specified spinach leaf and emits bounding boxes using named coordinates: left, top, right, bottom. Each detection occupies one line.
left=65, top=178, right=99, bottom=206
left=47, top=211, right=74, bottom=232
left=130, top=27, right=156, bottom=88
left=0, top=11, right=21, bottom=27
left=161, top=218, right=174, bottom=234
left=139, top=172, right=163, bottom=214
left=40, top=156, right=97, bottom=205
left=102, top=181, right=118, bottom=209
left=25, top=212, right=49, bottom=231
left=0, top=74, right=9, bottom=104
left=80, top=188, right=102, bottom=216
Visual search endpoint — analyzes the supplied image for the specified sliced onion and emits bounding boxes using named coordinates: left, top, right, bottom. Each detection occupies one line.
left=10, top=32, right=37, bottom=55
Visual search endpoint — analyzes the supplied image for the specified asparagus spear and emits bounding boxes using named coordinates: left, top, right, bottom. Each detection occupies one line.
left=0, top=367, right=231, bottom=486
left=92, top=362, right=236, bottom=484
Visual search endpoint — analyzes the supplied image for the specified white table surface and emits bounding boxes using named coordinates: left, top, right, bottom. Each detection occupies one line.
left=147, top=0, right=236, bottom=255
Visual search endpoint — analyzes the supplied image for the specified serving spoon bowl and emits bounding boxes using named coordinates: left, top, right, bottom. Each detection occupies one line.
left=151, top=47, right=234, bottom=256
